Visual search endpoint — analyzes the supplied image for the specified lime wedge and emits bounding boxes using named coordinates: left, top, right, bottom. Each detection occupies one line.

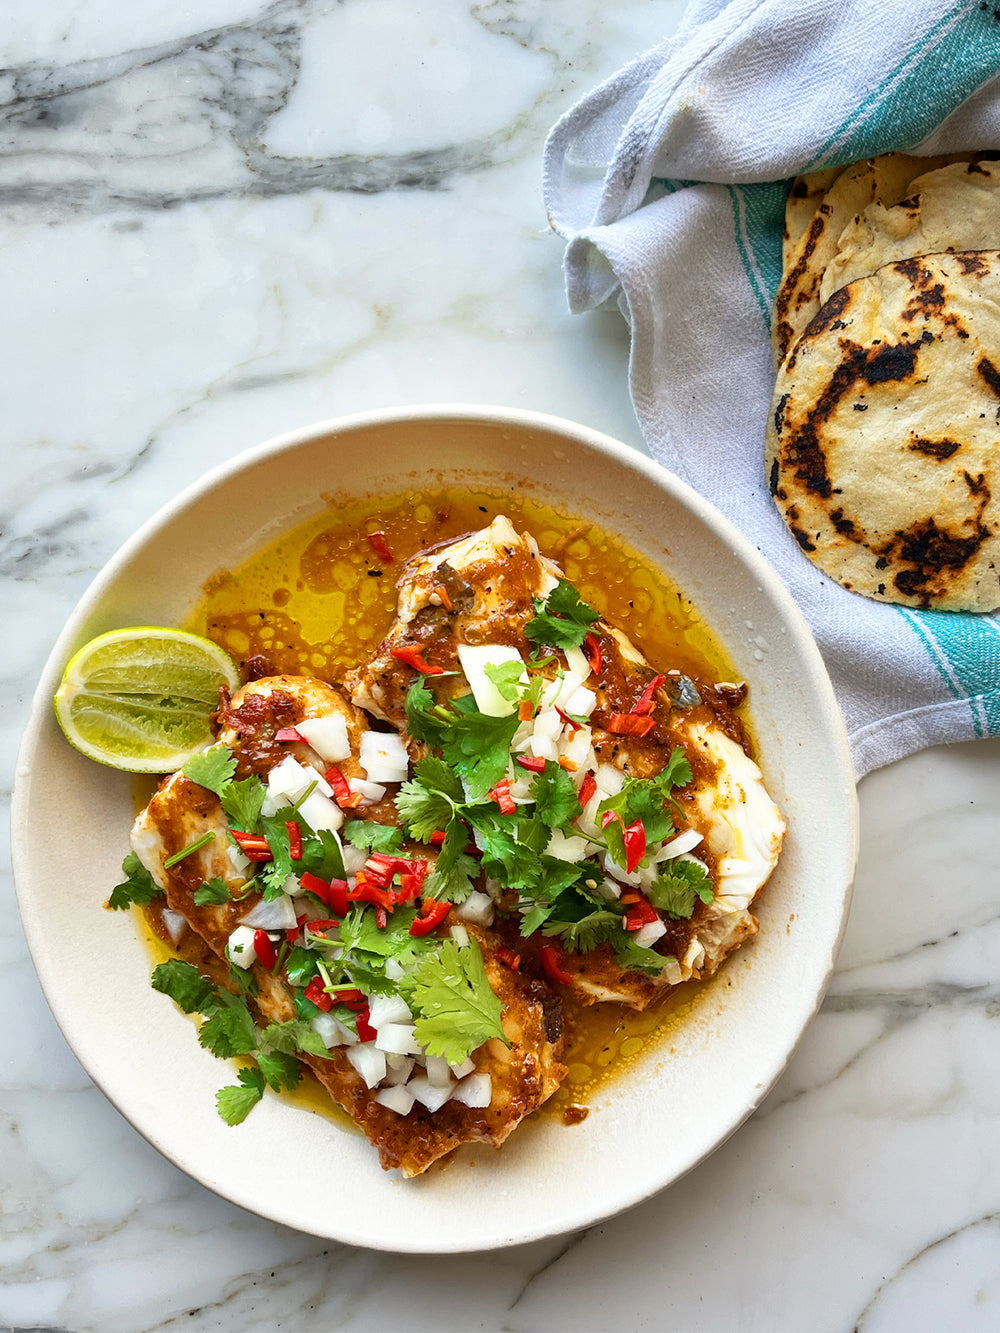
left=53, top=627, right=240, bottom=773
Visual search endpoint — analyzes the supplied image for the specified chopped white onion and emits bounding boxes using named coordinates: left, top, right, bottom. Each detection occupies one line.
left=596, top=876, right=623, bottom=901
left=457, top=643, right=526, bottom=717
left=359, top=731, right=410, bottom=784
left=407, top=1073, right=455, bottom=1112
left=295, top=714, right=351, bottom=764
left=546, top=830, right=590, bottom=862
left=449, top=924, right=470, bottom=948
left=227, top=844, right=251, bottom=876
left=160, top=908, right=187, bottom=944
left=374, top=1022, right=423, bottom=1056
left=601, top=851, right=641, bottom=886
left=348, top=777, right=387, bottom=805
left=563, top=685, right=597, bottom=717
left=449, top=1056, right=477, bottom=1080
left=451, top=1072, right=492, bottom=1108
left=311, top=1012, right=358, bottom=1048
left=226, top=925, right=257, bottom=969
left=282, top=872, right=308, bottom=899
left=368, top=993, right=413, bottom=1028
left=457, top=891, right=494, bottom=927
left=560, top=728, right=594, bottom=769
left=655, top=828, right=704, bottom=860
left=346, top=1044, right=387, bottom=1089
left=296, top=788, right=345, bottom=833
left=595, top=762, right=626, bottom=796
left=532, top=707, right=564, bottom=742
left=528, top=734, right=558, bottom=761
left=241, top=894, right=298, bottom=931
left=634, top=918, right=668, bottom=949
left=383, top=1054, right=415, bottom=1086
left=563, top=645, right=591, bottom=680
left=342, top=843, right=367, bottom=874
left=376, top=1084, right=416, bottom=1115
left=424, top=1055, right=456, bottom=1088
left=384, top=956, right=406, bottom=982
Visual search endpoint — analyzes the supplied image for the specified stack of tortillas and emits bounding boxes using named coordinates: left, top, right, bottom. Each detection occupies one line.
left=766, top=152, right=1000, bottom=611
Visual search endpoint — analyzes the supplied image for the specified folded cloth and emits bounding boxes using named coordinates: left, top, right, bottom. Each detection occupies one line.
left=543, top=0, right=1000, bottom=778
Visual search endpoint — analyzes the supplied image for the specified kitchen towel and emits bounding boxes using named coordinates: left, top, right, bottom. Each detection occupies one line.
left=543, top=0, right=1000, bottom=778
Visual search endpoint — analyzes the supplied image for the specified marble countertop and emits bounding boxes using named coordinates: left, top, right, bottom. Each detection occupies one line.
left=4, top=2, right=1000, bottom=1329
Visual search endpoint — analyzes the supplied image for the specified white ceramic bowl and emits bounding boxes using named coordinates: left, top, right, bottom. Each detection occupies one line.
left=12, top=405, right=857, bottom=1251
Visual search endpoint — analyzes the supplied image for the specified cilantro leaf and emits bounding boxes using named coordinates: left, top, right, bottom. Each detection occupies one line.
left=401, top=939, right=508, bottom=1065
left=219, top=776, right=266, bottom=831
left=284, top=945, right=321, bottom=988
left=258, top=806, right=299, bottom=897
left=260, top=1018, right=329, bottom=1059
left=109, top=852, right=162, bottom=910
left=543, top=908, right=622, bottom=952
left=343, top=820, right=404, bottom=854
left=440, top=701, right=520, bottom=800
left=151, top=959, right=216, bottom=1013
left=421, top=848, right=479, bottom=904
left=198, top=989, right=259, bottom=1058
left=647, top=858, right=713, bottom=919
left=612, top=932, right=671, bottom=976
left=193, top=876, right=232, bottom=906
left=215, top=1067, right=265, bottom=1125
left=396, top=778, right=458, bottom=842
left=257, top=1048, right=302, bottom=1093
left=182, top=745, right=237, bottom=796
left=524, top=579, right=599, bottom=651
left=530, top=761, right=582, bottom=828
left=298, top=828, right=347, bottom=883
left=483, top=660, right=526, bottom=702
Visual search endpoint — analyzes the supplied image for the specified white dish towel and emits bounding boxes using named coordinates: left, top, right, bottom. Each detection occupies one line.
left=543, top=0, right=1000, bottom=778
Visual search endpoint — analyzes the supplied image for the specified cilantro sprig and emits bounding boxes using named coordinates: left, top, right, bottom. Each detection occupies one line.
left=524, top=579, right=599, bottom=651
left=400, top=938, right=508, bottom=1065
left=109, top=853, right=161, bottom=910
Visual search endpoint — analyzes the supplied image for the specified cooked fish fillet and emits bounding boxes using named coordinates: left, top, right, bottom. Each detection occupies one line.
left=344, top=515, right=561, bottom=727
left=132, top=677, right=566, bottom=1175
left=348, top=519, right=785, bottom=1010
left=216, top=674, right=368, bottom=780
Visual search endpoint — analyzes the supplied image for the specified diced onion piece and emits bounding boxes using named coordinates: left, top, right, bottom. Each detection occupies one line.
left=655, top=828, right=704, bottom=859
left=227, top=844, right=251, bottom=875
left=226, top=925, right=257, bottom=969
left=383, top=1054, right=415, bottom=1086
left=634, top=919, right=668, bottom=949
left=282, top=872, right=309, bottom=899
left=560, top=728, right=594, bottom=769
left=374, top=1022, right=423, bottom=1056
left=346, top=1044, right=387, bottom=1089
left=241, top=894, right=298, bottom=930
left=532, top=707, right=564, bottom=741
left=595, top=762, right=626, bottom=796
left=457, top=644, right=526, bottom=717
left=359, top=731, right=410, bottom=784
left=384, top=956, right=406, bottom=981
left=342, top=843, right=367, bottom=874
left=563, top=645, right=591, bottom=680
left=563, top=685, right=597, bottom=717
left=348, top=777, right=387, bottom=805
left=602, top=851, right=641, bottom=886
left=295, top=714, right=351, bottom=764
left=376, top=1084, right=416, bottom=1115
left=449, top=924, right=470, bottom=948
left=528, top=734, right=558, bottom=761
left=546, top=830, right=590, bottom=862
left=297, top=789, right=345, bottom=833
left=368, top=993, right=413, bottom=1028
left=311, top=1012, right=358, bottom=1048
left=449, top=1056, right=476, bottom=1080
left=451, top=1072, right=492, bottom=1108
left=425, top=1055, right=456, bottom=1088
left=407, top=1073, right=455, bottom=1112
left=161, top=908, right=187, bottom=944
left=597, top=876, right=623, bottom=901
left=457, top=891, right=494, bottom=927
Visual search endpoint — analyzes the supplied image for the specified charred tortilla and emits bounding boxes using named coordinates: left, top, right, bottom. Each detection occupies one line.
left=766, top=251, right=1000, bottom=612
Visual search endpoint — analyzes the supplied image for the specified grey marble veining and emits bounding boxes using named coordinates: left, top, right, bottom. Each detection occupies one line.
left=4, top=1, right=1000, bottom=1330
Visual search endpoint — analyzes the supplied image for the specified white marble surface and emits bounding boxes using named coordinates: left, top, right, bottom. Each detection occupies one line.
left=4, top=2, right=1000, bottom=1329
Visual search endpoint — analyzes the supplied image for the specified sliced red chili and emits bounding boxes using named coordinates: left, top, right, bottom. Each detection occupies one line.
left=397, top=872, right=422, bottom=902
left=390, top=644, right=444, bottom=675
left=375, top=905, right=389, bottom=929
left=285, top=820, right=302, bottom=860
left=558, top=756, right=579, bottom=773
left=429, top=830, right=447, bottom=846
left=624, top=893, right=659, bottom=931
left=366, top=531, right=394, bottom=563
left=274, top=726, right=306, bottom=743
left=496, top=947, right=521, bottom=971
left=583, top=633, right=602, bottom=677
left=515, top=754, right=546, bottom=774
left=252, top=929, right=277, bottom=968
left=489, top=778, right=516, bottom=815
left=631, top=673, right=666, bottom=717
left=409, top=898, right=451, bottom=937
left=539, top=943, right=573, bottom=986
left=324, top=764, right=364, bottom=809
left=577, top=771, right=597, bottom=810
left=355, top=1006, right=377, bottom=1043
left=336, top=987, right=366, bottom=1006
left=607, top=712, right=656, bottom=738
left=623, top=819, right=647, bottom=875
left=230, top=830, right=272, bottom=862
left=555, top=705, right=582, bottom=734
left=303, top=975, right=333, bottom=1012
left=347, top=874, right=396, bottom=911
left=300, top=871, right=332, bottom=903
left=304, top=918, right=339, bottom=933
left=518, top=698, right=535, bottom=722
left=327, top=879, right=350, bottom=916
left=601, top=810, right=625, bottom=832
